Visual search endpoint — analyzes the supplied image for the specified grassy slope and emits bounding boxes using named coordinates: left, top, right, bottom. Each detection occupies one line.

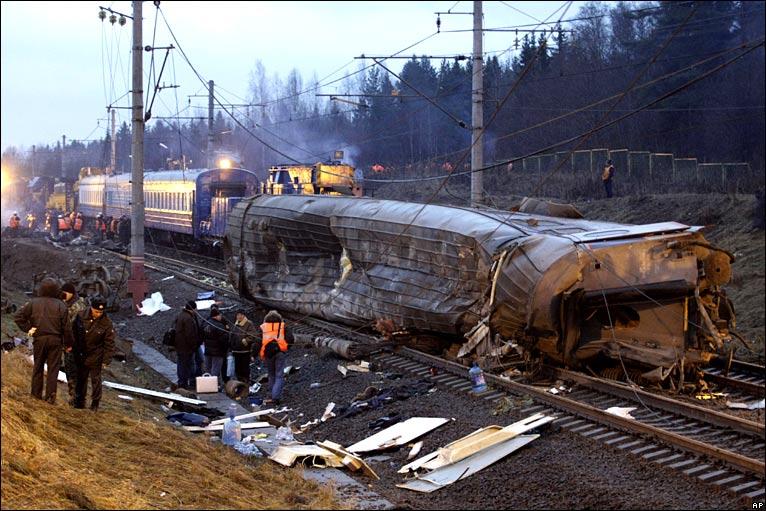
left=0, top=350, right=341, bottom=510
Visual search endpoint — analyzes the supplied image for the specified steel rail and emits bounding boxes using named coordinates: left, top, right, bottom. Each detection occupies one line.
left=391, top=346, right=765, bottom=477
left=547, top=367, right=764, bottom=436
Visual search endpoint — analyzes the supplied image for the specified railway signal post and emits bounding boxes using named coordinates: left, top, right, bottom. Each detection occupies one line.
left=127, top=0, right=149, bottom=309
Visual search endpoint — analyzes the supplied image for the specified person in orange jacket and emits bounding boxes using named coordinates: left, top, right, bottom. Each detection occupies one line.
left=255, top=310, right=293, bottom=405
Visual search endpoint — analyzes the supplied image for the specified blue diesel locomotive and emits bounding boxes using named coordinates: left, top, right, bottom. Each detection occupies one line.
left=78, top=167, right=258, bottom=249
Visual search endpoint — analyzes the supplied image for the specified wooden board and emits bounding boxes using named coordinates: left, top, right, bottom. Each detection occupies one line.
left=317, top=440, right=380, bottom=480
left=183, top=421, right=270, bottom=432
left=347, top=417, right=449, bottom=454
left=103, top=381, right=207, bottom=405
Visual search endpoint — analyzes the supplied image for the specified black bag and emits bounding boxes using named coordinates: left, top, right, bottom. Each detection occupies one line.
left=162, top=328, right=176, bottom=347
left=263, top=340, right=280, bottom=359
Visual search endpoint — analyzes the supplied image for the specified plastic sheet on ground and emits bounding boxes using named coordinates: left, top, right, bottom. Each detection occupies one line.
left=195, top=299, right=216, bottom=310
left=233, top=441, right=264, bottom=457
left=726, top=398, right=764, bottom=410
left=137, top=292, right=171, bottom=316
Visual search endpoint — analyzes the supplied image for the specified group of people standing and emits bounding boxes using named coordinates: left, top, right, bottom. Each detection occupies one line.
left=174, top=302, right=291, bottom=405
left=14, top=278, right=115, bottom=410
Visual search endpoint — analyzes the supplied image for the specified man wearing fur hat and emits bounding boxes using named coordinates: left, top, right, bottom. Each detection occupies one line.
left=72, top=295, right=115, bottom=411
left=14, top=278, right=75, bottom=404
left=60, top=282, right=88, bottom=404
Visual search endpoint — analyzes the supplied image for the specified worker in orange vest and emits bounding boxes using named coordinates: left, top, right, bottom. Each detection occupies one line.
left=8, top=212, right=21, bottom=237
left=109, top=216, right=119, bottom=241
left=257, top=310, right=292, bottom=405
left=94, top=214, right=105, bottom=243
left=72, top=213, right=83, bottom=238
left=57, top=214, right=71, bottom=232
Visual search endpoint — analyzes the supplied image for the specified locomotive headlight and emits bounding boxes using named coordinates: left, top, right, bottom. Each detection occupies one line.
left=218, top=158, right=232, bottom=169
left=1, top=167, right=12, bottom=190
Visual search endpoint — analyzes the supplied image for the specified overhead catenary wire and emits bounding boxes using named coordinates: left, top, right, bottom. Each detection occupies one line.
left=355, top=37, right=763, bottom=185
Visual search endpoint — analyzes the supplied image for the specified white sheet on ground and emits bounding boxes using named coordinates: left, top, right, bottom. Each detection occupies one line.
left=137, top=292, right=171, bottom=316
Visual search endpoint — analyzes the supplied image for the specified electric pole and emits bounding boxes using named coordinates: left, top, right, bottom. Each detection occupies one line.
left=471, top=0, right=484, bottom=206
left=127, top=0, right=148, bottom=309
left=61, top=135, right=66, bottom=178
left=110, top=107, right=117, bottom=175
left=207, top=79, right=214, bottom=168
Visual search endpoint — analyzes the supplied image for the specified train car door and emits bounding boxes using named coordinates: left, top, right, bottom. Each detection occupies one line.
left=210, top=187, right=245, bottom=237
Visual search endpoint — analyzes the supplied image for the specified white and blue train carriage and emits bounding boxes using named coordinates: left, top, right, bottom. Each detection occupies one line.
left=78, top=167, right=259, bottom=245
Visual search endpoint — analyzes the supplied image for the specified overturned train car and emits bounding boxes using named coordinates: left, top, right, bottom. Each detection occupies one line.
left=225, top=195, right=736, bottom=379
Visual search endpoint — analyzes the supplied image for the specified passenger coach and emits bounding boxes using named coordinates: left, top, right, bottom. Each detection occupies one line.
left=78, top=167, right=258, bottom=247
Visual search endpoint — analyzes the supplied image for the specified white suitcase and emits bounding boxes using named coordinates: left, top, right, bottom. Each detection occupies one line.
left=195, top=373, right=218, bottom=393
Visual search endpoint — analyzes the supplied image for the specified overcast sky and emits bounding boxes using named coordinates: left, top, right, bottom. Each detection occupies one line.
left=1, top=1, right=587, bottom=152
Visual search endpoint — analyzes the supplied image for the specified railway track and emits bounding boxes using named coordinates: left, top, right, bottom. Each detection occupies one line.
left=371, top=348, right=765, bottom=500
left=705, top=359, right=766, bottom=398
left=110, top=247, right=765, bottom=500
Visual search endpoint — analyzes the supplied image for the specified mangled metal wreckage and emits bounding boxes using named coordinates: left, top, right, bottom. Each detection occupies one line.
left=225, top=195, right=737, bottom=384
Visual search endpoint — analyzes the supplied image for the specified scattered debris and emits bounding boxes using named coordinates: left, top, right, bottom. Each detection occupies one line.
left=317, top=440, right=380, bottom=479
left=399, top=435, right=540, bottom=493
left=275, top=426, right=295, bottom=442
left=197, top=291, right=215, bottom=300
left=604, top=407, right=637, bottom=419
left=368, top=414, right=400, bottom=431
left=232, top=441, right=263, bottom=457
left=337, top=365, right=348, bottom=378
left=726, top=399, right=765, bottom=410
left=492, top=395, right=533, bottom=416
left=183, top=422, right=270, bottom=433
left=407, top=441, right=423, bottom=460
left=353, top=386, right=380, bottom=403
left=399, top=413, right=553, bottom=474
left=117, top=395, right=134, bottom=401
left=103, top=381, right=207, bottom=406
left=313, top=336, right=376, bottom=360
left=195, top=299, right=216, bottom=310
left=137, top=292, right=171, bottom=317
left=224, top=379, right=249, bottom=399
left=160, top=275, right=175, bottom=282
left=166, top=412, right=210, bottom=427
left=695, top=392, right=728, bottom=400
left=346, top=361, right=370, bottom=373
left=310, top=382, right=322, bottom=389
left=321, top=402, right=336, bottom=422
left=208, top=408, right=279, bottom=426
left=270, top=444, right=344, bottom=468
left=347, top=417, right=449, bottom=454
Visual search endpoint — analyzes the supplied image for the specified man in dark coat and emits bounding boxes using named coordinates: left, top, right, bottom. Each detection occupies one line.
left=61, top=282, right=88, bottom=405
left=203, top=306, right=230, bottom=388
left=174, top=300, right=201, bottom=389
left=231, top=308, right=258, bottom=385
left=14, top=278, right=75, bottom=404
left=72, top=295, right=115, bottom=411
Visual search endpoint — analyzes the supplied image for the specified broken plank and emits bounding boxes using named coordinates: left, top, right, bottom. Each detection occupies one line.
left=184, top=422, right=270, bottom=432
left=424, top=414, right=553, bottom=469
left=208, top=408, right=276, bottom=426
left=103, top=381, right=206, bottom=405
left=317, top=440, right=380, bottom=480
left=348, top=417, right=449, bottom=454
left=270, top=444, right=344, bottom=468
left=397, top=434, right=539, bottom=493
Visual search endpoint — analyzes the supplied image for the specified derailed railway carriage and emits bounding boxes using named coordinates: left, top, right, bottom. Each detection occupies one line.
left=78, top=167, right=258, bottom=248
left=224, top=194, right=738, bottom=385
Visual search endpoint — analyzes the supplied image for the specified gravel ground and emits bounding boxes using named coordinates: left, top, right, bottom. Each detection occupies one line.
left=1, top=238, right=754, bottom=510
